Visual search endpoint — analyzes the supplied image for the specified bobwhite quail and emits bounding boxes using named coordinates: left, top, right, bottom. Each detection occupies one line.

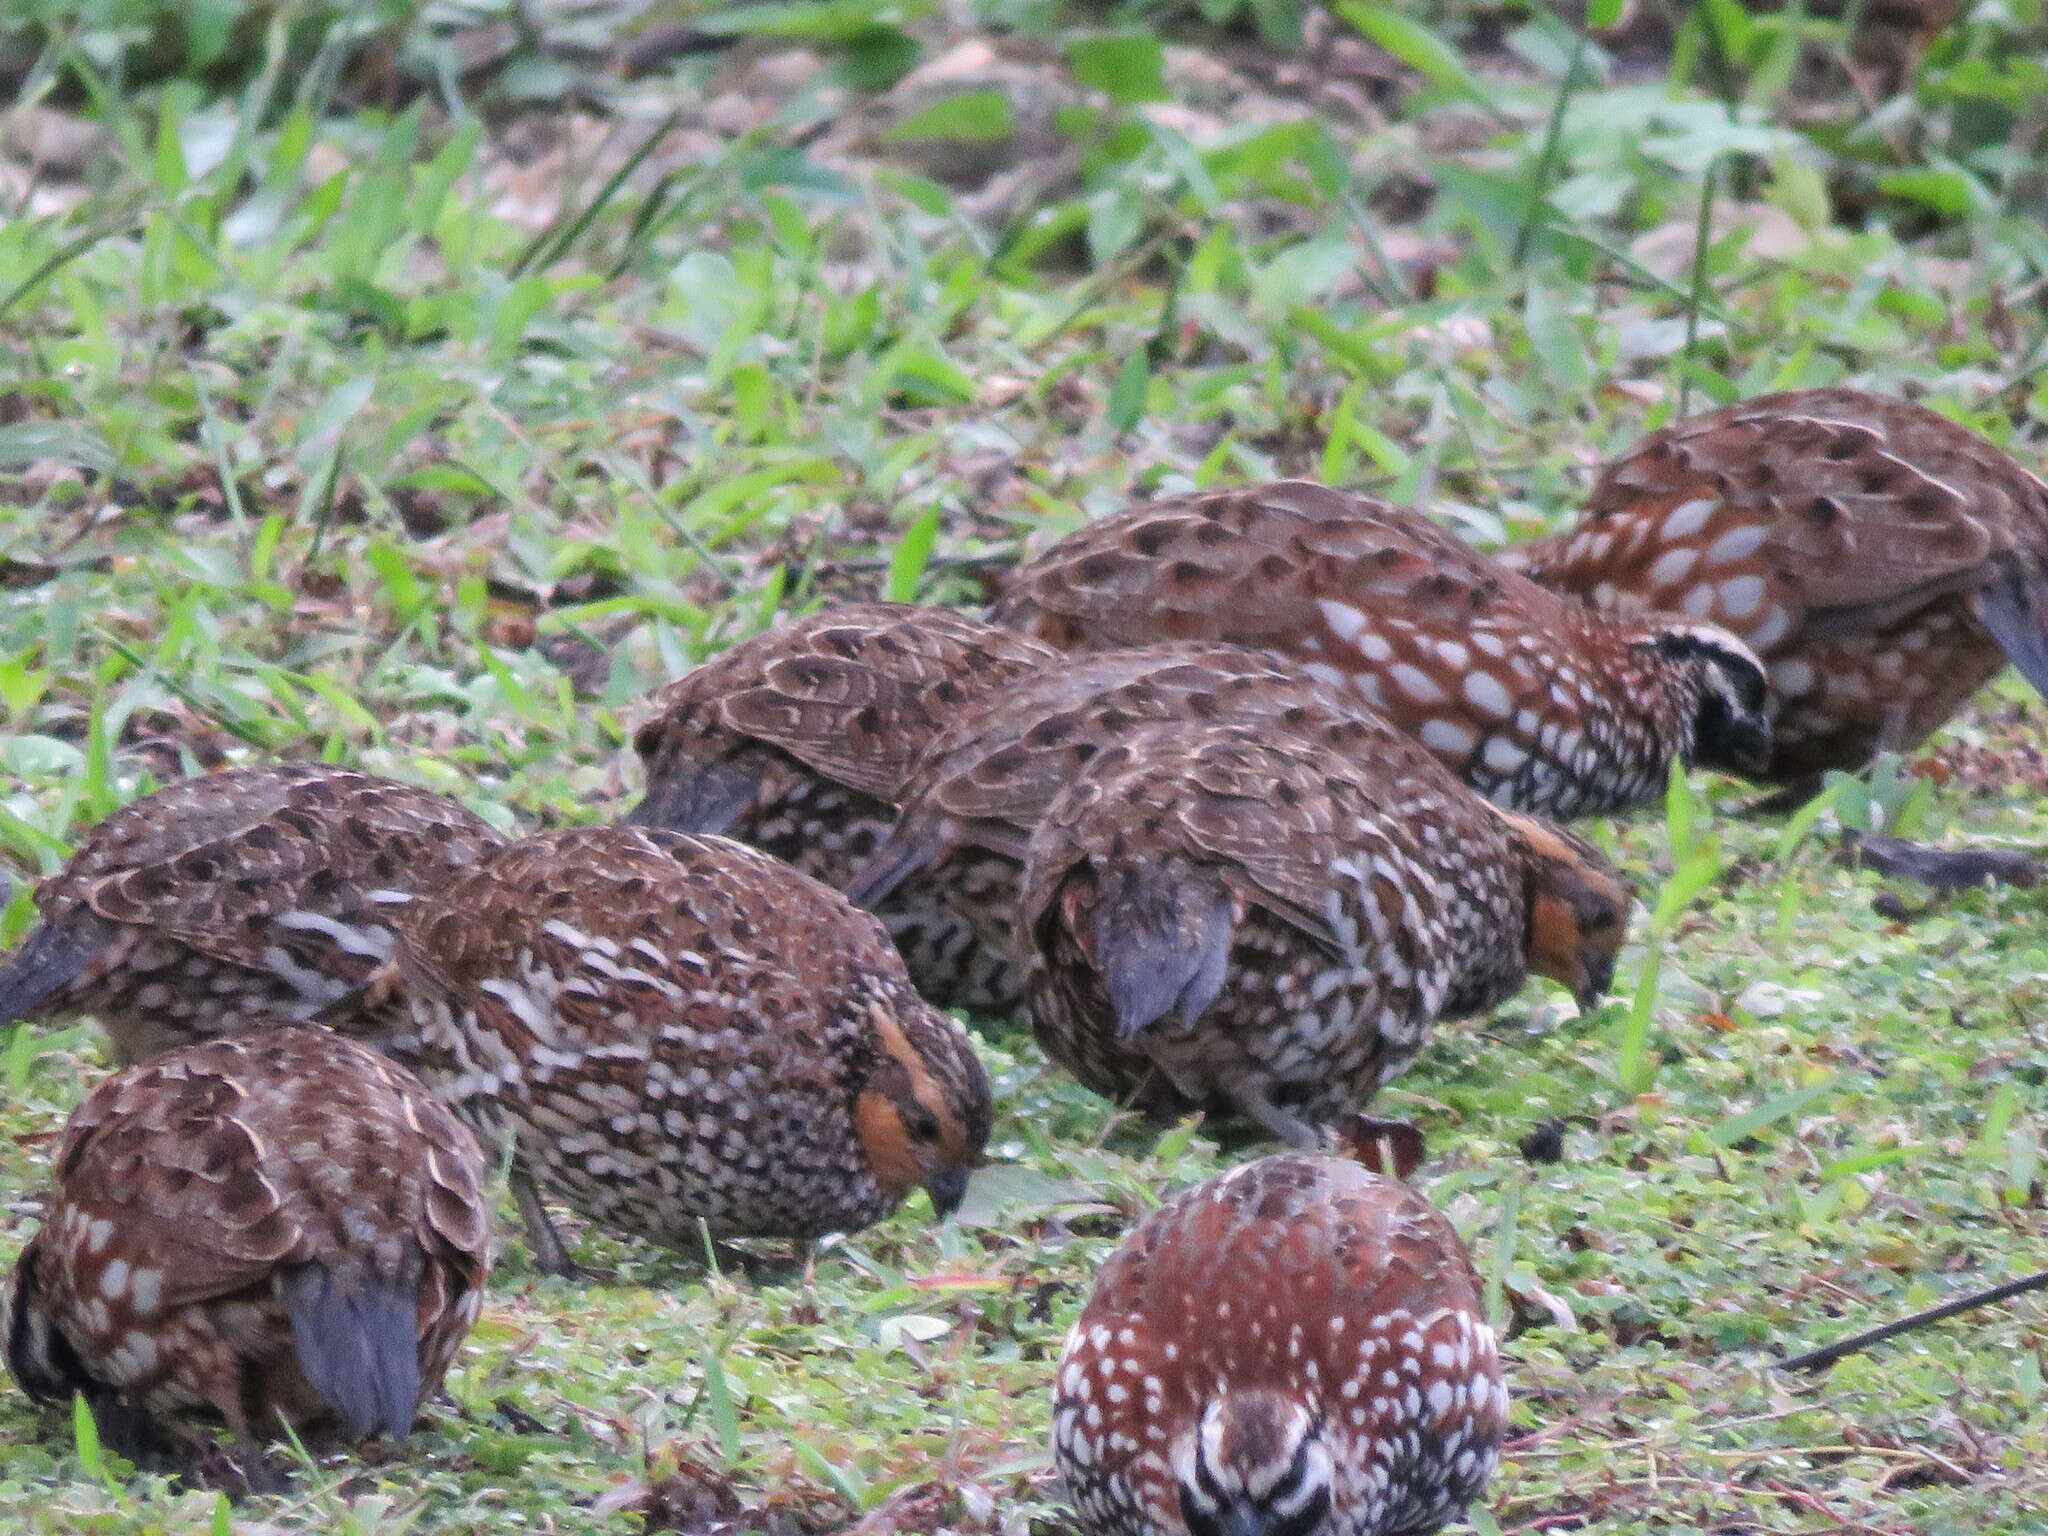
left=4, top=1027, right=491, bottom=1461
left=1053, top=1151, right=1506, bottom=1536
left=850, top=642, right=1627, bottom=1022
left=383, top=826, right=993, bottom=1275
left=990, top=481, right=1772, bottom=818
left=627, top=602, right=1058, bottom=1008
left=1507, top=388, right=2048, bottom=791
left=0, top=764, right=504, bottom=1065
left=1019, top=722, right=1628, bottom=1146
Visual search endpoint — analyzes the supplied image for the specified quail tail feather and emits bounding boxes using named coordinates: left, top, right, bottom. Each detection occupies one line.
left=280, top=1262, right=422, bottom=1442
left=1975, top=555, right=2048, bottom=701
left=1089, top=862, right=1236, bottom=1041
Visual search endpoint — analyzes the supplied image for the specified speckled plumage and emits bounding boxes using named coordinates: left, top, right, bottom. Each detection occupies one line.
left=4, top=1028, right=491, bottom=1458
left=991, top=481, right=1772, bottom=818
left=0, top=764, right=504, bottom=1064
left=850, top=642, right=1618, bottom=1020
left=385, top=826, right=992, bottom=1274
left=1019, top=724, right=1627, bottom=1145
left=1508, top=389, right=2048, bottom=786
left=1053, top=1153, right=1506, bottom=1536
left=627, top=602, right=1058, bottom=1008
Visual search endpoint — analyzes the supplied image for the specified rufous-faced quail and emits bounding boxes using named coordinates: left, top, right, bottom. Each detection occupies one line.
left=384, top=826, right=993, bottom=1275
left=1020, top=722, right=1627, bottom=1146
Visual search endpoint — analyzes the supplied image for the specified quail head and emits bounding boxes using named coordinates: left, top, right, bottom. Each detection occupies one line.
left=991, top=480, right=1771, bottom=818
left=4, top=1027, right=491, bottom=1461
left=384, top=826, right=993, bottom=1275
left=0, top=763, right=504, bottom=1064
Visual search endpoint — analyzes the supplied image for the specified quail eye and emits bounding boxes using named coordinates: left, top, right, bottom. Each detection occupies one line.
left=906, top=1107, right=942, bottom=1142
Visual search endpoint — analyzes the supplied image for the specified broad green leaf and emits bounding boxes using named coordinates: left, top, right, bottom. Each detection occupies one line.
left=1878, top=165, right=1989, bottom=219
left=72, top=1394, right=103, bottom=1480
left=365, top=541, right=428, bottom=622
left=1524, top=281, right=1592, bottom=394
left=1617, top=946, right=1661, bottom=1094
left=886, top=508, right=941, bottom=602
left=701, top=1349, right=742, bottom=1466
left=4, top=1024, right=37, bottom=1092
left=1106, top=349, right=1150, bottom=434
left=1653, top=834, right=1723, bottom=931
left=1699, top=0, right=1757, bottom=62
left=792, top=1436, right=867, bottom=1507
left=1067, top=33, right=1169, bottom=104
left=887, top=89, right=1016, bottom=143
left=697, top=1, right=927, bottom=41
left=1336, top=5, right=1485, bottom=99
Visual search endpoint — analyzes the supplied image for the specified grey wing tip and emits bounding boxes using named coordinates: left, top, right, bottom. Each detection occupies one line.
left=1096, top=884, right=1235, bottom=1041
left=0, top=922, right=98, bottom=1026
left=280, top=1263, right=421, bottom=1441
left=1977, top=555, right=2048, bottom=702
left=625, top=757, right=762, bottom=836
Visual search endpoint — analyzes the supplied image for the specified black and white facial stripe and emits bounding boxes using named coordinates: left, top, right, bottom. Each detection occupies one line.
left=1175, top=1397, right=1334, bottom=1536
left=1646, top=624, right=1773, bottom=775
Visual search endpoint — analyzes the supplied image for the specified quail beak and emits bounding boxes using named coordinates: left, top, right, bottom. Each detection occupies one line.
left=925, top=1165, right=971, bottom=1222
left=1573, top=954, right=1616, bottom=1013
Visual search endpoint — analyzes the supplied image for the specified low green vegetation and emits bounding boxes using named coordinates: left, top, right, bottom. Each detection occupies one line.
left=0, top=2, right=2044, bottom=1531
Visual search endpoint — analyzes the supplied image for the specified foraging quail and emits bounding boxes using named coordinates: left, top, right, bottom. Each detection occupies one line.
left=1053, top=1151, right=1506, bottom=1536
left=990, top=481, right=1772, bottom=818
left=0, top=764, right=504, bottom=1065
left=1019, top=722, right=1628, bottom=1146
left=4, top=1028, right=491, bottom=1461
left=384, top=826, right=993, bottom=1275
left=850, top=642, right=1626, bottom=1021
left=627, top=602, right=1058, bottom=1008
left=1507, top=388, right=2048, bottom=790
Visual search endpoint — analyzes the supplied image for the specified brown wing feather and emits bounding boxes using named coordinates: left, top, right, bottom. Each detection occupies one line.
left=898, top=644, right=1406, bottom=853
left=45, top=1030, right=490, bottom=1313
left=993, top=482, right=1570, bottom=648
left=634, top=603, right=1057, bottom=805
left=1582, top=390, right=2047, bottom=630
left=39, top=764, right=501, bottom=975
left=1024, top=726, right=1371, bottom=953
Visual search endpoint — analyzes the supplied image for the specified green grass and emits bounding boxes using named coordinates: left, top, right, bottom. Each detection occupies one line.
left=2, top=2, right=2046, bottom=1531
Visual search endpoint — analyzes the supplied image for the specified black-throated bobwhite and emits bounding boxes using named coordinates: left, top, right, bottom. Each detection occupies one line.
left=384, top=826, right=992, bottom=1275
left=4, top=1027, right=491, bottom=1461
left=1020, top=722, right=1627, bottom=1146
left=850, top=642, right=1626, bottom=1023
left=0, top=764, right=504, bottom=1065
left=1053, top=1150, right=1505, bottom=1536
left=1507, top=388, right=2048, bottom=791
left=627, top=602, right=1058, bottom=1008
left=990, top=481, right=1771, bottom=818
